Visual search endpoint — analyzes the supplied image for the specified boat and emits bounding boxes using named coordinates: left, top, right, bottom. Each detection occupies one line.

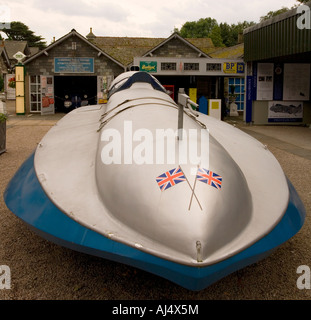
left=4, top=71, right=306, bottom=291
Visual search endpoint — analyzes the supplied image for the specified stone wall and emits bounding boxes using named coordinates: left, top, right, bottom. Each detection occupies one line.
left=152, top=38, right=202, bottom=58
left=25, top=35, right=124, bottom=77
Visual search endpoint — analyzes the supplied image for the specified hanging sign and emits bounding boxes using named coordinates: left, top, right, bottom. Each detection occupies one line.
left=13, top=51, right=26, bottom=63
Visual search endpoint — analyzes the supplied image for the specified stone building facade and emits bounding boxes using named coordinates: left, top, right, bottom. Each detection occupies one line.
left=11, top=29, right=244, bottom=116
left=24, top=29, right=124, bottom=114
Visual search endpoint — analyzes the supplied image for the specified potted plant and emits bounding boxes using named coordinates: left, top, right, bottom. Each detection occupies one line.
left=0, top=112, right=8, bottom=155
left=229, top=85, right=237, bottom=103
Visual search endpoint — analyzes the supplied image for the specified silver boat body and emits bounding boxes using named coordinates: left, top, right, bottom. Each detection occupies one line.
left=34, top=71, right=289, bottom=267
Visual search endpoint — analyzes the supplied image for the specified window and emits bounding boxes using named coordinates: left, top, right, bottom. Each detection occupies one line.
left=30, top=75, right=41, bottom=112
left=229, top=77, right=245, bottom=111
left=184, top=63, right=199, bottom=71
left=206, top=63, right=221, bottom=72
left=161, top=62, right=176, bottom=71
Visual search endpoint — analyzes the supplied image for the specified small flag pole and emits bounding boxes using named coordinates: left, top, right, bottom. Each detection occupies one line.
left=179, top=166, right=202, bottom=211
left=188, top=165, right=200, bottom=211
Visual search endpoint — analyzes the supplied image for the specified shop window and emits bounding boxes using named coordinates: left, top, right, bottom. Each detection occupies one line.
left=206, top=63, right=221, bottom=72
left=30, top=75, right=41, bottom=112
left=184, top=63, right=199, bottom=71
left=161, top=62, right=176, bottom=71
left=229, top=77, right=245, bottom=111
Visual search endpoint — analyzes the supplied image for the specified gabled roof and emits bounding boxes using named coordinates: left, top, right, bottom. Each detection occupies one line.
left=92, top=36, right=165, bottom=66
left=4, top=40, right=30, bottom=60
left=142, top=32, right=212, bottom=59
left=0, top=44, right=11, bottom=69
left=91, top=32, right=215, bottom=66
left=186, top=38, right=215, bottom=55
left=209, top=43, right=244, bottom=59
left=24, top=29, right=125, bottom=69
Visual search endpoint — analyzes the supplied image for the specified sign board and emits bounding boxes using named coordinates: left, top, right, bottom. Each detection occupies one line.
left=257, top=63, right=274, bottom=100
left=283, top=63, right=310, bottom=101
left=54, top=58, right=94, bottom=73
left=223, top=62, right=244, bottom=74
left=13, top=51, right=26, bottom=63
left=268, top=101, right=303, bottom=123
left=139, top=61, right=157, bottom=73
left=208, top=99, right=221, bottom=120
left=189, top=88, right=197, bottom=106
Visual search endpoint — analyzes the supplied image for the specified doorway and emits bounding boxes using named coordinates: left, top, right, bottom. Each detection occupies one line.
left=54, top=76, right=97, bottom=113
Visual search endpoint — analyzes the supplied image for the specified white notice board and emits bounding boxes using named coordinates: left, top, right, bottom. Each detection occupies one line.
left=283, top=64, right=310, bottom=101
left=257, top=63, right=274, bottom=100
left=208, top=99, right=221, bottom=120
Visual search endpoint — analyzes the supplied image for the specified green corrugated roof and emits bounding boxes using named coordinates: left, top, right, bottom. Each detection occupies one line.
left=243, top=2, right=311, bottom=61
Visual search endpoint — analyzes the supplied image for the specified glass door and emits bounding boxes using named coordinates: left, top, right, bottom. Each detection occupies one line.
left=30, top=75, right=41, bottom=112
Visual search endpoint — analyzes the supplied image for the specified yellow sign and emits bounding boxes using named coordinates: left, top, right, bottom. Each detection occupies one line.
left=211, top=101, right=219, bottom=109
left=223, top=62, right=245, bottom=74
left=189, top=88, right=197, bottom=104
left=15, top=65, right=25, bottom=114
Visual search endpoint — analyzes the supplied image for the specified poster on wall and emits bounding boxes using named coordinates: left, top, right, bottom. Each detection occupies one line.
left=41, top=76, right=55, bottom=115
left=257, top=63, right=274, bottom=100
left=283, top=64, right=310, bottom=101
left=6, top=74, right=16, bottom=100
left=268, top=101, right=303, bottom=123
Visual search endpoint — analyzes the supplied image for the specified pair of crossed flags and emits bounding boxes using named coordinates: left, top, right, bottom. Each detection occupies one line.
left=156, top=166, right=222, bottom=210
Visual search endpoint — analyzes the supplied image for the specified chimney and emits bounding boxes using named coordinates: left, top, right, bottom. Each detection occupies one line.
left=86, top=27, right=96, bottom=40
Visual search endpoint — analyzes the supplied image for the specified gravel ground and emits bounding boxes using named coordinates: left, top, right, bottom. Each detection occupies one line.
left=0, top=115, right=310, bottom=300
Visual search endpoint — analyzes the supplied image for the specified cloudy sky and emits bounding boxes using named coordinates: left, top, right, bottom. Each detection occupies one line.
left=1, top=0, right=300, bottom=44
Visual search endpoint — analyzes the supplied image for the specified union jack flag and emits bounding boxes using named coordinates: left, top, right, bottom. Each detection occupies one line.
left=156, top=167, right=186, bottom=191
left=197, top=168, right=222, bottom=190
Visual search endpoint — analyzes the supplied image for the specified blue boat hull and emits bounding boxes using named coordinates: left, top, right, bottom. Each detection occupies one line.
left=4, top=152, right=306, bottom=291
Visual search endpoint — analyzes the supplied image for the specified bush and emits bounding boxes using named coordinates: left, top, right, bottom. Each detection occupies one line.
left=0, top=113, right=8, bottom=123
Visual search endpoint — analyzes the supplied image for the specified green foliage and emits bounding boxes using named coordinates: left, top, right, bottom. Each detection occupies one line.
left=180, top=18, right=218, bottom=38
left=178, top=18, right=255, bottom=47
left=2, top=21, right=46, bottom=49
left=0, top=113, right=8, bottom=123
left=260, top=7, right=291, bottom=22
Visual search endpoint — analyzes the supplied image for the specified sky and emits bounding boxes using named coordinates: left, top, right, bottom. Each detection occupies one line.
left=0, top=0, right=300, bottom=44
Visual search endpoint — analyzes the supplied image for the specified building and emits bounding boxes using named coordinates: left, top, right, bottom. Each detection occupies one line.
left=243, top=1, right=311, bottom=125
left=24, top=29, right=124, bottom=114
left=5, top=28, right=245, bottom=116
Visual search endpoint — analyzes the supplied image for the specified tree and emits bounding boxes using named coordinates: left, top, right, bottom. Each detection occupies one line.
left=260, top=7, right=291, bottom=22
left=2, top=21, right=46, bottom=49
left=178, top=17, right=255, bottom=47
left=209, top=25, right=224, bottom=47
left=260, top=0, right=309, bottom=22
left=179, top=18, right=218, bottom=38
left=220, top=21, right=256, bottom=47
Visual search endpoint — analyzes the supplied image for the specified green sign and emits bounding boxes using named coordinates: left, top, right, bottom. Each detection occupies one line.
left=140, top=61, right=157, bottom=73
